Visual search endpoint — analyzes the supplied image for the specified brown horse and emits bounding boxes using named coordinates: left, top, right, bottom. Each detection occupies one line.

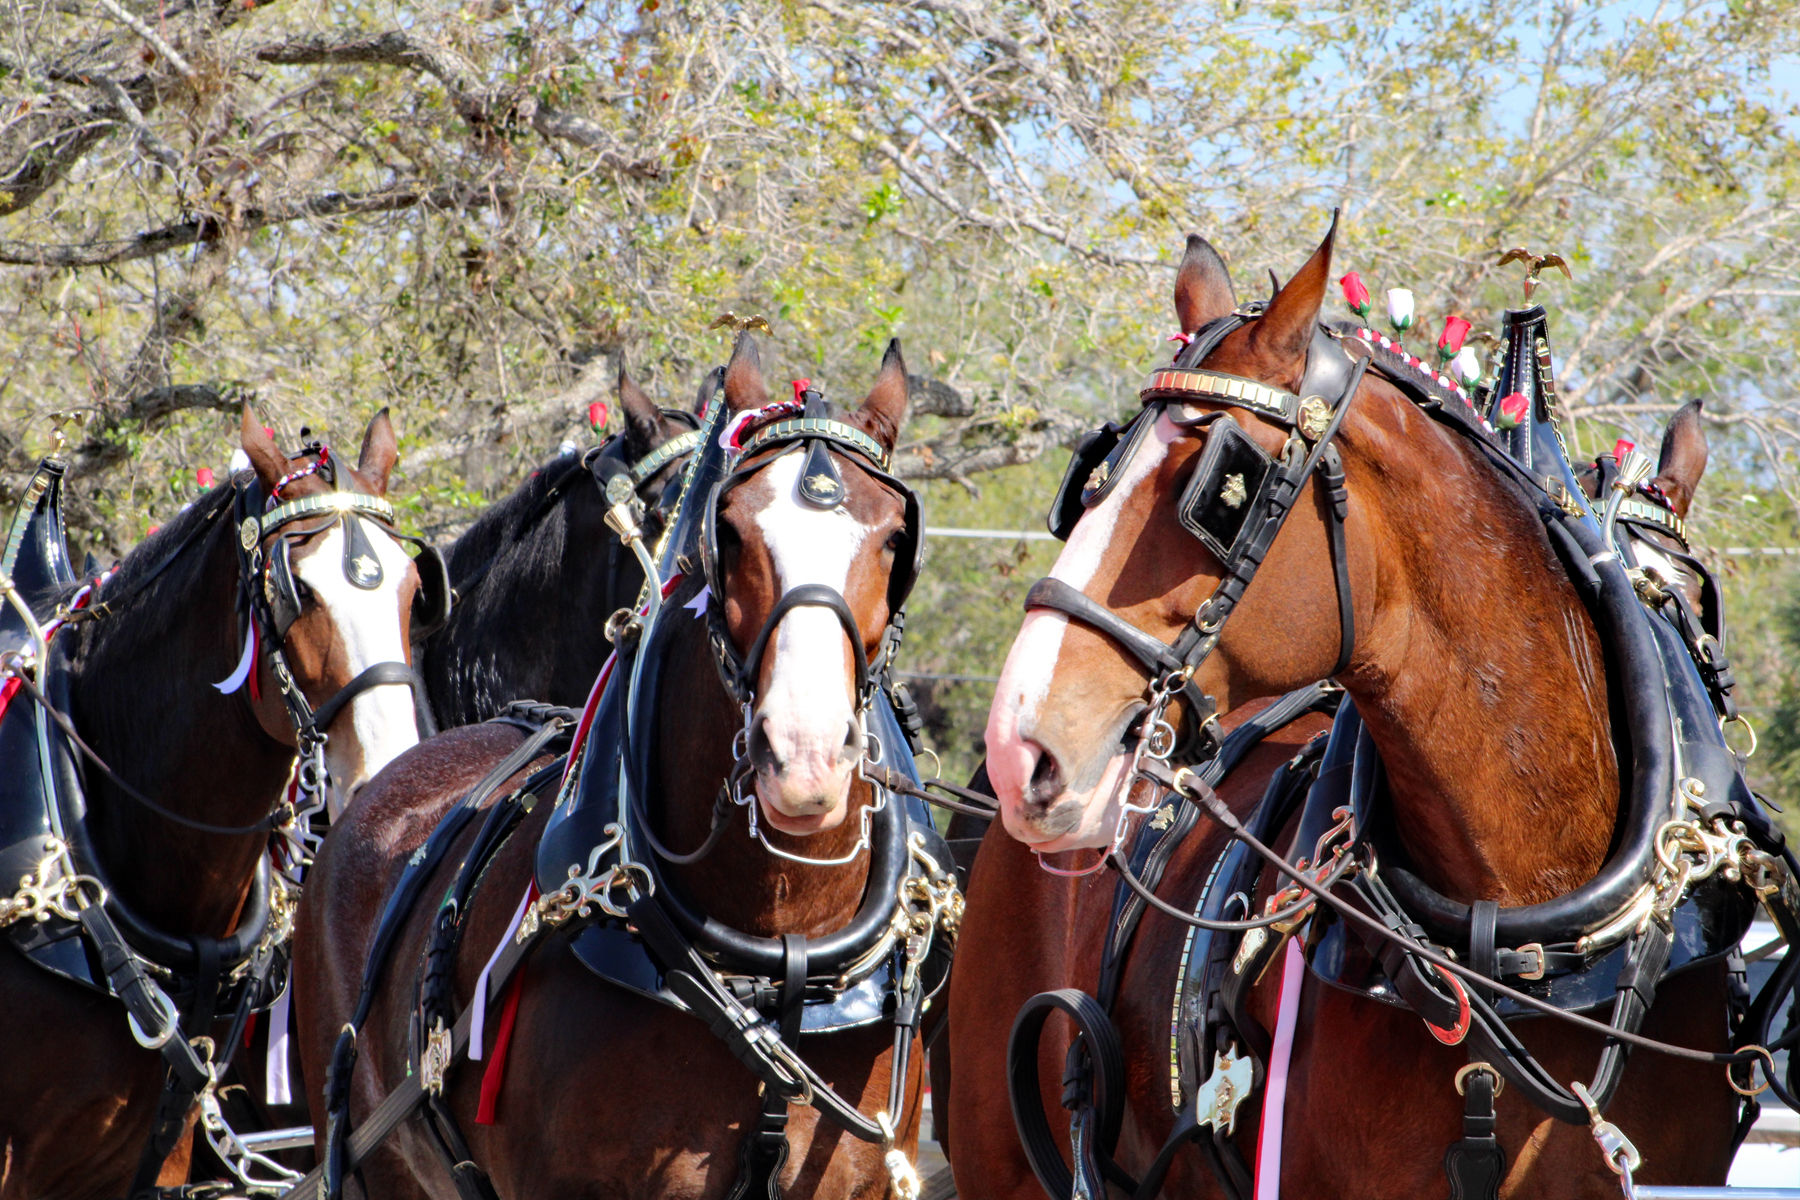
left=962, top=227, right=1748, bottom=1198
left=0, top=409, right=431, bottom=1200
left=294, top=335, right=947, bottom=1200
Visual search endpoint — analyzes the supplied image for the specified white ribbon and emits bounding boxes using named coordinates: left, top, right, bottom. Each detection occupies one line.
left=469, top=887, right=534, bottom=1060
left=266, top=976, right=293, bottom=1106
left=213, top=625, right=256, bottom=695
left=684, top=585, right=710, bottom=618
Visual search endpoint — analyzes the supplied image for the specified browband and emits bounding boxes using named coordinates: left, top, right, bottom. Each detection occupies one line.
left=1139, top=368, right=1303, bottom=426
left=629, top=429, right=706, bottom=486
left=1616, top=495, right=1688, bottom=545
left=740, top=417, right=890, bottom=471
left=251, top=492, right=397, bottom=545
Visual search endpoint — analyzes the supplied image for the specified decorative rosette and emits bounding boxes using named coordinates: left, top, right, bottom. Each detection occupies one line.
left=1450, top=345, right=1483, bottom=387
left=1495, top=392, right=1529, bottom=430
left=1386, top=288, right=1414, bottom=334
left=1437, top=316, right=1471, bottom=363
left=196, top=467, right=215, bottom=489
left=588, top=401, right=608, bottom=433
left=1340, top=272, right=1372, bottom=319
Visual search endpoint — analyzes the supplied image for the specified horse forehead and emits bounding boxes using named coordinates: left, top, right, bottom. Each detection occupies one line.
left=1049, top=412, right=1180, bottom=589
left=291, top=520, right=413, bottom=611
left=744, top=450, right=875, bottom=588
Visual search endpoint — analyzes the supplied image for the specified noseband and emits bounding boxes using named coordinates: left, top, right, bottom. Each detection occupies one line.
left=1029, top=306, right=1369, bottom=771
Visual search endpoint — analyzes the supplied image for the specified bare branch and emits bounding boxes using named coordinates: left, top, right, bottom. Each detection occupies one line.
left=93, top=0, right=197, bottom=81
left=0, top=182, right=513, bottom=266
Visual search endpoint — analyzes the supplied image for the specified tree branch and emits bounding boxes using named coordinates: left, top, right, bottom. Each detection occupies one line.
left=0, top=181, right=513, bottom=266
left=253, top=31, right=663, bottom=176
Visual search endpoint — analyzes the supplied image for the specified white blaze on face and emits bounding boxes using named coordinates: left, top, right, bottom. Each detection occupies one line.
left=751, top=450, right=873, bottom=818
left=986, top=415, right=1180, bottom=759
left=293, top=520, right=421, bottom=817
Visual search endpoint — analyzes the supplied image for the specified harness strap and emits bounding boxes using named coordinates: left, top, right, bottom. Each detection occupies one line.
left=1442, top=1064, right=1505, bottom=1200
left=308, top=660, right=426, bottom=731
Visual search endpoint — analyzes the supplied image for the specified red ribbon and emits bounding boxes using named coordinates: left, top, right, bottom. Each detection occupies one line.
left=791, top=378, right=812, bottom=403
left=0, top=676, right=20, bottom=728
left=475, top=971, right=525, bottom=1125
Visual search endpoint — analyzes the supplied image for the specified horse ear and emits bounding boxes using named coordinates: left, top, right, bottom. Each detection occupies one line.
left=692, top=365, right=725, bottom=416
left=240, top=404, right=289, bottom=491
left=723, top=332, right=769, bottom=412
left=1652, top=398, right=1708, bottom=518
left=853, top=338, right=909, bottom=451
left=1173, top=234, right=1237, bottom=335
left=617, top=357, right=662, bottom=455
left=1250, top=211, right=1338, bottom=371
left=357, top=407, right=398, bottom=496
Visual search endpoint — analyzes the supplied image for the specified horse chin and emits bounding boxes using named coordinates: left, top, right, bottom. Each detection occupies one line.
left=753, top=775, right=853, bottom=836
left=998, top=749, right=1129, bottom=854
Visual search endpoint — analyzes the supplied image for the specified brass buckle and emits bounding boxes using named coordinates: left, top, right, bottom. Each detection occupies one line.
left=1513, top=942, right=1547, bottom=981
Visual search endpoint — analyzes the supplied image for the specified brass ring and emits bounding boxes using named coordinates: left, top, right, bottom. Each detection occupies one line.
left=1453, top=1062, right=1504, bottom=1097
left=1727, top=1045, right=1774, bottom=1097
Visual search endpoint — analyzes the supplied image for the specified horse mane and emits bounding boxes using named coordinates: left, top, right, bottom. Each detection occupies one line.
left=56, top=479, right=238, bottom=659
left=443, top=450, right=592, bottom=594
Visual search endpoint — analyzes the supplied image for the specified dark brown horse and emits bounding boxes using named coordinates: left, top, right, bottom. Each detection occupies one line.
left=294, top=335, right=944, bottom=1199
left=960, top=228, right=1750, bottom=1198
left=0, top=409, right=431, bottom=1200
left=420, top=362, right=703, bottom=727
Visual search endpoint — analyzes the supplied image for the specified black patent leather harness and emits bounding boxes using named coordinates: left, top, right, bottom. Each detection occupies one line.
left=1027, top=310, right=1368, bottom=760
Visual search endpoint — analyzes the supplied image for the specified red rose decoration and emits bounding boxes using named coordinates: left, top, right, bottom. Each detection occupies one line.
left=1612, top=438, right=1635, bottom=460
left=587, top=401, right=607, bottom=432
left=1496, top=392, right=1530, bottom=429
left=1339, top=271, right=1372, bottom=318
left=1437, top=316, right=1471, bottom=360
left=195, top=467, right=215, bottom=487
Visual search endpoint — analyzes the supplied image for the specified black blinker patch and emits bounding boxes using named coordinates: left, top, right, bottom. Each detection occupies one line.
left=797, top=437, right=846, bottom=508
left=341, top=512, right=385, bottom=590
left=1176, top=419, right=1276, bottom=562
left=1048, top=424, right=1119, bottom=540
left=267, top=539, right=302, bottom=635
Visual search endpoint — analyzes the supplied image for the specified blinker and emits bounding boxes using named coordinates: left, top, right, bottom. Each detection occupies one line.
left=1175, top=418, right=1277, bottom=564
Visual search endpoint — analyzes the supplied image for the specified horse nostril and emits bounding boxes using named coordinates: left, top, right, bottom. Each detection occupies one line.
left=1027, top=750, right=1063, bottom=812
left=839, top=718, right=862, bottom=763
left=748, top=713, right=782, bottom=775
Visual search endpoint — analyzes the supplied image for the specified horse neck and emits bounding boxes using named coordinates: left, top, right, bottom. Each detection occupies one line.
left=650, top=611, right=875, bottom=937
left=1340, top=391, right=1619, bottom=906
left=428, top=486, right=631, bottom=722
left=68, top=526, right=288, bottom=936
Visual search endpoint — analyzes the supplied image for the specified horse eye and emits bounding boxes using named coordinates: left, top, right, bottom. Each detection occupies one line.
left=885, top=529, right=904, bottom=553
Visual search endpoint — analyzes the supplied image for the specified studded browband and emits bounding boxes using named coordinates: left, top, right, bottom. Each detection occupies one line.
left=1141, top=366, right=1340, bottom=442
left=629, top=429, right=705, bottom=486
left=740, top=416, right=891, bottom=471
left=243, top=491, right=398, bottom=549
left=1616, top=494, right=1688, bottom=545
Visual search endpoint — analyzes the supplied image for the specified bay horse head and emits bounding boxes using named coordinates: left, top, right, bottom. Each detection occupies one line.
left=704, top=333, right=914, bottom=837
left=238, top=406, right=435, bottom=815
left=987, top=219, right=1713, bottom=862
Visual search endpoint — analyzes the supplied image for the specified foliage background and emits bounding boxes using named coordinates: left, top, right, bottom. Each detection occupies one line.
left=2, top=0, right=1797, bottom=836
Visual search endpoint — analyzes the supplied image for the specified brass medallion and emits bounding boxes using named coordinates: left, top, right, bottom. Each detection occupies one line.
left=1297, top=396, right=1332, bottom=441
left=1219, top=473, right=1247, bottom=509
left=239, top=517, right=261, bottom=551
left=1084, top=460, right=1110, bottom=496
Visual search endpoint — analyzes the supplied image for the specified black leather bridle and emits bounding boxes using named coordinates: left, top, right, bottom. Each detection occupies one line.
left=1029, top=306, right=1369, bottom=763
